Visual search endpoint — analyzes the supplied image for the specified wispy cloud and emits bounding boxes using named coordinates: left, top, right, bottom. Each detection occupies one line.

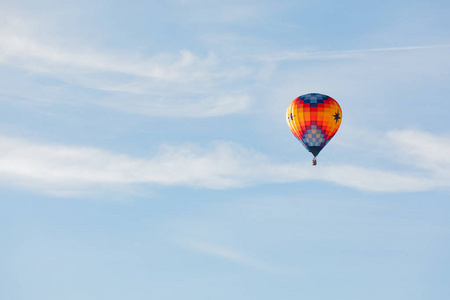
left=0, top=129, right=448, bottom=195
left=387, top=130, right=450, bottom=175
left=2, top=12, right=449, bottom=120
left=254, top=44, right=450, bottom=62
left=0, top=17, right=213, bottom=82
left=0, top=15, right=253, bottom=117
left=184, top=239, right=279, bottom=272
left=102, top=94, right=252, bottom=117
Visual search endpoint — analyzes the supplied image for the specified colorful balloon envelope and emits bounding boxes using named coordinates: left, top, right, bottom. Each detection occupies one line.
left=286, top=93, right=342, bottom=165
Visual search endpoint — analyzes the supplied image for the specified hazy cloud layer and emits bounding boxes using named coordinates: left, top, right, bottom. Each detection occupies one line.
left=2, top=12, right=449, bottom=119
left=0, top=14, right=252, bottom=117
left=0, top=129, right=448, bottom=195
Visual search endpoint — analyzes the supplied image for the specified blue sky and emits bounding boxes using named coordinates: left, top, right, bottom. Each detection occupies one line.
left=1, top=0, right=450, bottom=299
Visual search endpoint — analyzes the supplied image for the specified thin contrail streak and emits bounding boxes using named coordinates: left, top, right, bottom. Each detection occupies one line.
left=256, top=44, right=450, bottom=62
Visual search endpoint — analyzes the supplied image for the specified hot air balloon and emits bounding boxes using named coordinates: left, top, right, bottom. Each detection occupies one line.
left=286, top=93, right=342, bottom=166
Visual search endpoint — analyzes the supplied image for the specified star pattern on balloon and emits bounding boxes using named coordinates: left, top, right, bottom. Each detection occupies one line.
left=333, top=110, right=341, bottom=124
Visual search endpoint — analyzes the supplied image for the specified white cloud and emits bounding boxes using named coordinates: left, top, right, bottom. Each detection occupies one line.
left=102, top=94, right=252, bottom=117
left=317, top=165, right=437, bottom=192
left=1, top=13, right=449, bottom=120
left=387, top=130, right=450, bottom=175
left=254, top=44, right=450, bottom=62
left=0, top=15, right=253, bottom=117
left=0, top=17, right=212, bottom=82
left=0, top=129, right=448, bottom=196
left=183, top=239, right=278, bottom=271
